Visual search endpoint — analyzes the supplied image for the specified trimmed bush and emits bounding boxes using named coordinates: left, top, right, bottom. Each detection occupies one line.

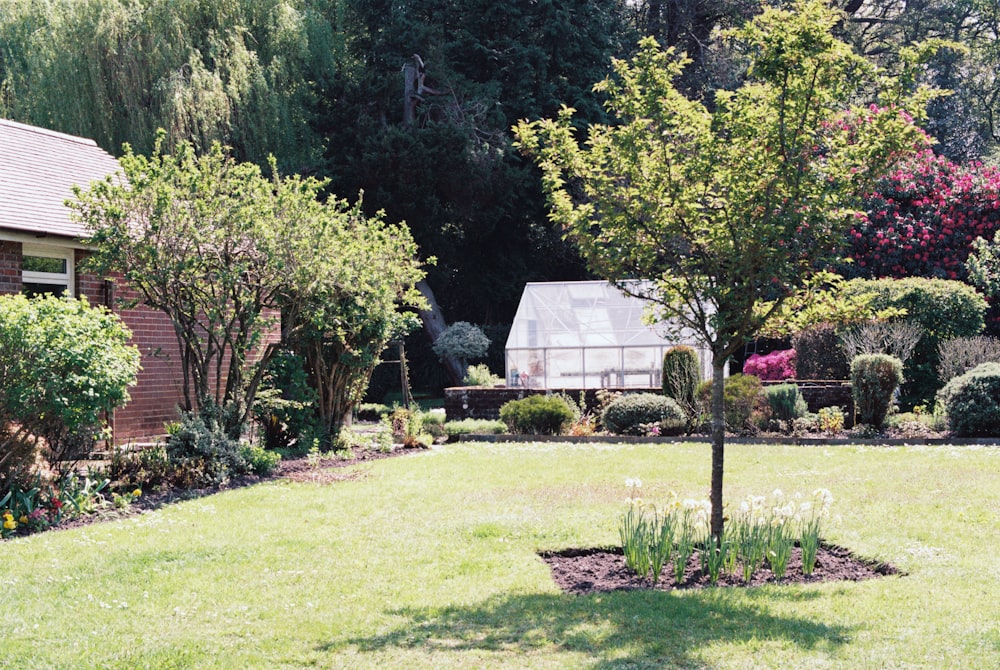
left=744, top=349, right=796, bottom=381
left=765, top=384, right=808, bottom=423
left=432, top=322, right=490, bottom=366
left=851, top=354, right=904, bottom=429
left=936, top=362, right=1000, bottom=437
left=793, top=323, right=849, bottom=379
left=499, top=395, right=575, bottom=435
left=0, top=295, right=140, bottom=495
left=601, top=393, right=686, bottom=436
left=697, top=374, right=764, bottom=434
left=843, top=277, right=987, bottom=407
left=443, top=419, right=508, bottom=437
left=662, top=346, right=700, bottom=410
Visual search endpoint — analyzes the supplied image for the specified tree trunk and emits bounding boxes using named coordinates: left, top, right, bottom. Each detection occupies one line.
left=415, top=279, right=465, bottom=385
left=710, top=355, right=726, bottom=541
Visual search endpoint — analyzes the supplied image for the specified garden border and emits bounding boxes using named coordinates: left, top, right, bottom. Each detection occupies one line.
left=453, top=434, right=1000, bottom=446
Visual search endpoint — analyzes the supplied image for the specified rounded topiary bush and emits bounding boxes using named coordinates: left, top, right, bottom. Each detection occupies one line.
left=499, top=395, right=575, bottom=435
left=601, top=393, right=686, bottom=436
left=936, top=362, right=1000, bottom=437
left=850, top=354, right=903, bottom=429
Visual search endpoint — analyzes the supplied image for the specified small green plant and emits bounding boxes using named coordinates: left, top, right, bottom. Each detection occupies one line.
left=618, top=481, right=705, bottom=585
left=816, top=406, right=845, bottom=434
left=851, top=354, right=904, bottom=429
left=799, top=489, right=834, bottom=575
left=111, top=488, right=143, bottom=510
left=601, top=393, right=686, bottom=436
left=463, top=363, right=503, bottom=387
left=499, top=395, right=576, bottom=435
left=238, top=444, right=282, bottom=476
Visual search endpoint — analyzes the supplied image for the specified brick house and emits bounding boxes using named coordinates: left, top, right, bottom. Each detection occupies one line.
left=0, top=118, right=187, bottom=441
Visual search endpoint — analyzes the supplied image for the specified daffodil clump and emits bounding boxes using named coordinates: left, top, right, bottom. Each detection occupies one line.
left=619, top=481, right=836, bottom=584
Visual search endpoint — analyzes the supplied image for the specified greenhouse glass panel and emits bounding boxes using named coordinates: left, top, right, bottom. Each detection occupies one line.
left=506, top=281, right=713, bottom=388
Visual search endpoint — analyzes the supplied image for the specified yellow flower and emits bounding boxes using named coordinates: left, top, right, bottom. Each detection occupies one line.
left=19, top=515, right=28, bottom=524
left=3, top=518, right=16, bottom=530
left=132, top=489, right=142, bottom=498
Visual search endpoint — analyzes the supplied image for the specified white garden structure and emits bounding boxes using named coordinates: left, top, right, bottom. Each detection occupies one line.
left=505, top=280, right=713, bottom=389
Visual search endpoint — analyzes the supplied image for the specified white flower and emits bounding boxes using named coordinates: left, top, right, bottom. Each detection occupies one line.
left=773, top=488, right=784, bottom=499
left=625, top=477, right=642, bottom=489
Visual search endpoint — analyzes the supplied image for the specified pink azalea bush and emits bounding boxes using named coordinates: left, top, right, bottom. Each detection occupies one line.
left=844, top=149, right=1000, bottom=332
left=744, top=349, right=796, bottom=381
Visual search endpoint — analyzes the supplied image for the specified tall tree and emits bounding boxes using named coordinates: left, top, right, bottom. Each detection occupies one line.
left=515, top=0, right=933, bottom=540
left=839, top=0, right=1000, bottom=161
left=0, top=0, right=336, bottom=171
left=315, top=0, right=633, bottom=327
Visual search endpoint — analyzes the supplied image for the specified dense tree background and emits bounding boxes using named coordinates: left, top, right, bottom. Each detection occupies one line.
left=3, top=0, right=999, bottom=391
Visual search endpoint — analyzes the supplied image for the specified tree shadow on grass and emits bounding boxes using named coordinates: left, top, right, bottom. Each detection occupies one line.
left=325, top=587, right=852, bottom=668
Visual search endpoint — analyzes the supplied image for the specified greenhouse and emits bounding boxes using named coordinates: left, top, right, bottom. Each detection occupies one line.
left=505, top=281, right=714, bottom=389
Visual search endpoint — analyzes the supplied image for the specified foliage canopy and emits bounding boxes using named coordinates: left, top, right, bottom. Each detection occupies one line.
left=515, top=0, right=933, bottom=538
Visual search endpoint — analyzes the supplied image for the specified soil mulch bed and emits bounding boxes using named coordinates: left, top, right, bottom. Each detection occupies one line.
left=541, top=544, right=899, bottom=594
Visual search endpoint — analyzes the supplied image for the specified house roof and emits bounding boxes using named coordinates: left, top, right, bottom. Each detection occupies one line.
left=0, top=118, right=122, bottom=239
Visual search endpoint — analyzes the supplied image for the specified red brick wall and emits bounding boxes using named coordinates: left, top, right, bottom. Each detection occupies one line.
left=1, top=247, right=281, bottom=442
left=0, top=241, right=22, bottom=293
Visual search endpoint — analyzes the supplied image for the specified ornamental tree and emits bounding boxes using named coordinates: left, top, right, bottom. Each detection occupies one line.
left=74, top=137, right=426, bottom=439
left=515, top=0, right=932, bottom=540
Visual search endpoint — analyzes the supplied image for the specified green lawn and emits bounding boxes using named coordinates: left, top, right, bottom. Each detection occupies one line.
left=2, top=441, right=998, bottom=669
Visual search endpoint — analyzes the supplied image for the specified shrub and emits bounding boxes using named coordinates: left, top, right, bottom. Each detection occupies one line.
left=936, top=362, right=1000, bottom=436
left=765, top=384, right=808, bottom=424
left=0, top=295, right=140, bottom=496
left=499, top=395, right=576, bottom=435
left=793, top=323, right=849, bottom=379
left=851, top=354, right=904, bottom=429
left=463, top=363, right=503, bottom=387
left=252, top=349, right=318, bottom=450
left=843, top=277, right=987, bottom=407
left=164, top=412, right=249, bottom=487
left=843, top=151, right=1000, bottom=293
left=744, top=349, right=796, bottom=381
left=239, top=444, right=282, bottom=476
left=443, top=419, right=508, bottom=437
left=661, top=346, right=700, bottom=415
left=937, top=336, right=1000, bottom=384
left=601, top=393, right=686, bottom=436
left=816, top=406, right=846, bottom=434
left=697, top=374, right=764, bottom=434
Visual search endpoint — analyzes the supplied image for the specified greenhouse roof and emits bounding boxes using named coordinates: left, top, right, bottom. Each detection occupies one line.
left=506, top=280, right=676, bottom=349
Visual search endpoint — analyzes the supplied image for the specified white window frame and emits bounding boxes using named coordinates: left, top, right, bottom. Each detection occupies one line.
left=22, top=244, right=74, bottom=297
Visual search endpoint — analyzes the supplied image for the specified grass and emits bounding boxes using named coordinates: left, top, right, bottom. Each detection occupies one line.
left=2, top=440, right=998, bottom=669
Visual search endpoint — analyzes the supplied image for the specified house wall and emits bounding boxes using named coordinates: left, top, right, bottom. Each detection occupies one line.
left=74, top=250, right=188, bottom=441
left=0, top=242, right=281, bottom=442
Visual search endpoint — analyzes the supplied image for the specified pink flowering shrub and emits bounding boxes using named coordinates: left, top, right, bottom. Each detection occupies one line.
left=844, top=149, right=1000, bottom=332
left=744, top=349, right=796, bottom=381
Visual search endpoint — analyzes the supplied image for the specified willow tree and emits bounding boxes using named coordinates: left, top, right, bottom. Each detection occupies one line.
left=515, top=0, right=934, bottom=540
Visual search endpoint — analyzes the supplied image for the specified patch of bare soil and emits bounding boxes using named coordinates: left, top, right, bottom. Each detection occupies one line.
left=540, top=544, right=899, bottom=594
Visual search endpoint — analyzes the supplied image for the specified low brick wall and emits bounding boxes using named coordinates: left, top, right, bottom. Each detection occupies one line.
left=446, top=381, right=855, bottom=423
left=445, top=386, right=616, bottom=420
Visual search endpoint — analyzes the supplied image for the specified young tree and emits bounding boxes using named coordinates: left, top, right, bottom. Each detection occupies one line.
left=515, top=0, right=932, bottom=540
